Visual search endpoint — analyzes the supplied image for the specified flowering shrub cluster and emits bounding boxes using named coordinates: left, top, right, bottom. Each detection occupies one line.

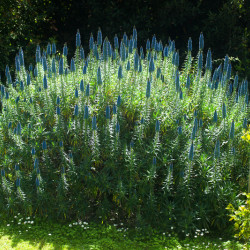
left=0, top=27, right=249, bottom=234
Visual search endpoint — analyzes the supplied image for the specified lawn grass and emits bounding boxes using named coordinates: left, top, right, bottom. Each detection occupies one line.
left=0, top=214, right=246, bottom=249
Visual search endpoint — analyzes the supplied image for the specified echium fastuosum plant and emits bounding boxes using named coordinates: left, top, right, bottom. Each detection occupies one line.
left=0, top=27, right=249, bottom=233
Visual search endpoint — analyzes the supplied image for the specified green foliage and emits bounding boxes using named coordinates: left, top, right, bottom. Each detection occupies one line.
left=0, top=214, right=246, bottom=249
left=0, top=0, right=249, bottom=81
left=226, top=193, right=250, bottom=243
left=0, top=28, right=249, bottom=236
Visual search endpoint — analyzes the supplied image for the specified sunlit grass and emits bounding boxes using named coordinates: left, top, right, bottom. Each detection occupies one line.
left=0, top=214, right=246, bottom=250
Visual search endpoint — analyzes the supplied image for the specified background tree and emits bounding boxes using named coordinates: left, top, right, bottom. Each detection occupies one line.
left=0, top=0, right=249, bottom=81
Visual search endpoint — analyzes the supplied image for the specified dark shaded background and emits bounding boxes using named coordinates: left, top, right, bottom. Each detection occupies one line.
left=0, top=0, right=249, bottom=80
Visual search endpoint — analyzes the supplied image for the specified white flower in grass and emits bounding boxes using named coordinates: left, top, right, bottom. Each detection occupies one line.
left=69, top=224, right=72, bottom=227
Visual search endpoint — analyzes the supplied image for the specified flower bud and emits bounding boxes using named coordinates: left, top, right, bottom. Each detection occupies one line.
left=31, top=148, right=35, bottom=155
left=76, top=29, right=81, bottom=47
left=114, top=34, right=119, bottom=49
left=92, top=116, right=97, bottom=130
left=89, top=33, right=94, bottom=50
left=74, top=104, right=79, bottom=116
left=153, top=157, right=156, bottom=165
left=188, top=37, right=192, bottom=52
left=155, top=120, right=160, bottom=132
left=106, top=106, right=110, bottom=119
left=113, top=104, right=117, bottom=115
left=56, top=106, right=60, bottom=115
left=47, top=42, right=51, bottom=55
left=214, top=139, right=220, bottom=159
left=189, top=142, right=194, bottom=161
left=229, top=120, right=234, bottom=139
left=126, top=61, right=130, bottom=71
left=243, top=118, right=247, bottom=129
left=149, top=58, right=155, bottom=73
left=75, top=88, right=78, bottom=98
left=116, top=122, right=120, bottom=133
left=85, top=84, right=90, bottom=97
left=146, top=79, right=151, bottom=98
left=42, top=140, right=47, bottom=150
left=59, top=58, right=64, bottom=75
left=199, top=32, right=204, bottom=50
left=97, top=28, right=102, bottom=46
left=34, top=158, right=39, bottom=169
left=84, top=105, right=89, bottom=119
left=146, top=39, right=150, bottom=50
left=16, top=178, right=21, bottom=187
left=222, top=103, right=226, bottom=119
left=63, top=44, right=68, bottom=57
left=117, top=95, right=121, bottom=107
left=198, top=51, right=203, bottom=70
left=118, top=65, right=123, bottom=79
left=52, top=43, right=56, bottom=55
left=70, top=58, right=75, bottom=72
left=17, top=122, right=22, bottom=135
left=178, top=126, right=182, bottom=135
left=97, top=67, right=102, bottom=85
left=1, top=169, right=5, bottom=176
left=43, top=75, right=48, bottom=89
left=36, top=177, right=40, bottom=187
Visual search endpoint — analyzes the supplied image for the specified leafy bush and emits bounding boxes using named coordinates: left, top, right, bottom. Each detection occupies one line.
left=0, top=28, right=249, bottom=235
left=226, top=192, right=250, bottom=244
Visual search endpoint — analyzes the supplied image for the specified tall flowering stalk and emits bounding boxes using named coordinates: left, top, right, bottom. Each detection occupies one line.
left=0, top=28, right=248, bottom=231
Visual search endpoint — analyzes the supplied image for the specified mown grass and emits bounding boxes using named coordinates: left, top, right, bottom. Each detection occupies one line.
left=0, top=214, right=246, bottom=249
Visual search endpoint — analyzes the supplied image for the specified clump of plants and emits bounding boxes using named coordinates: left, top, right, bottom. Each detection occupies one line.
left=227, top=192, right=250, bottom=247
left=0, top=27, right=249, bottom=235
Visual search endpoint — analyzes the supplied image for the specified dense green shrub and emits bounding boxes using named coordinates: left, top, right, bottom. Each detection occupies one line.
left=227, top=192, right=250, bottom=244
left=0, top=28, right=249, bottom=235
